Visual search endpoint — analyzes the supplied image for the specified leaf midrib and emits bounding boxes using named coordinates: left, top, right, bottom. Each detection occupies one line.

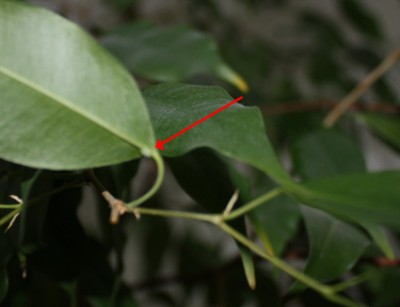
left=0, top=64, right=147, bottom=151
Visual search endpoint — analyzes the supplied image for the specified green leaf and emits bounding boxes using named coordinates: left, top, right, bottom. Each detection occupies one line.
left=300, top=171, right=400, bottom=229
left=102, top=22, right=248, bottom=91
left=359, top=114, right=400, bottom=152
left=145, top=83, right=291, bottom=186
left=0, top=1, right=156, bottom=170
left=292, top=130, right=393, bottom=264
left=338, top=0, right=383, bottom=40
left=293, top=206, right=369, bottom=291
left=361, top=222, right=394, bottom=259
left=291, top=130, right=365, bottom=180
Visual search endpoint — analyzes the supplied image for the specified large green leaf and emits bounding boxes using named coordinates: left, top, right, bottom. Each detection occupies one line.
left=300, top=171, right=400, bottom=229
left=294, top=206, right=369, bottom=291
left=144, top=83, right=291, bottom=185
left=290, top=130, right=370, bottom=289
left=0, top=1, right=155, bottom=170
left=359, top=114, right=400, bottom=152
left=102, top=22, right=248, bottom=91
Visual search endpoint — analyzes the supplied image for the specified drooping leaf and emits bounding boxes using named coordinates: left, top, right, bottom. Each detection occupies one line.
left=359, top=114, right=400, bottom=152
left=299, top=171, right=400, bottom=229
left=291, top=130, right=365, bottom=180
left=289, top=129, right=371, bottom=291
left=145, top=83, right=292, bottom=186
left=291, top=206, right=369, bottom=292
left=361, top=222, right=394, bottom=259
left=102, top=22, right=248, bottom=91
left=0, top=1, right=155, bottom=170
left=292, top=130, right=391, bottom=260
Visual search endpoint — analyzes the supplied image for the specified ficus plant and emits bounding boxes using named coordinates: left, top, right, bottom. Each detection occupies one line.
left=1, top=1, right=400, bottom=306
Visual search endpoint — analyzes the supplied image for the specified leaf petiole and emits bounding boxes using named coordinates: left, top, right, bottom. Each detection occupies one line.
left=126, top=150, right=165, bottom=209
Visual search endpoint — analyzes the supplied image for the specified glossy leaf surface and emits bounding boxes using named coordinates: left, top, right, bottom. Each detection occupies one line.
left=102, top=22, right=248, bottom=91
left=0, top=2, right=155, bottom=170
left=291, top=130, right=370, bottom=288
left=298, top=206, right=369, bottom=288
left=301, top=171, right=400, bottom=229
left=145, top=83, right=291, bottom=185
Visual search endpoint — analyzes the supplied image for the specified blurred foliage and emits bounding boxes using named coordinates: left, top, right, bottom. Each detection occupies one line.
left=1, top=0, right=400, bottom=306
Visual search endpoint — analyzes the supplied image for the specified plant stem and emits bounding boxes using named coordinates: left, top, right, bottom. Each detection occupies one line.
left=0, top=204, right=22, bottom=209
left=135, top=207, right=219, bottom=223
left=126, top=151, right=165, bottom=209
left=219, top=223, right=365, bottom=307
left=323, top=48, right=400, bottom=128
left=0, top=208, right=21, bottom=227
left=331, top=271, right=375, bottom=293
left=134, top=206, right=364, bottom=306
left=223, top=188, right=283, bottom=221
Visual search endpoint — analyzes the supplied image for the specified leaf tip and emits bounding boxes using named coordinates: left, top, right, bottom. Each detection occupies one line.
left=216, top=64, right=249, bottom=93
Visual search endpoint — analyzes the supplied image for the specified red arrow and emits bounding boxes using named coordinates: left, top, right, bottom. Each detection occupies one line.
left=155, top=96, right=244, bottom=150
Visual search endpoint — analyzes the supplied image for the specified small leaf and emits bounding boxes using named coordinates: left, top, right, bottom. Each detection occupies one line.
left=359, top=114, right=400, bottom=152
left=145, top=83, right=292, bottom=186
left=102, top=22, right=248, bottom=91
left=0, top=2, right=156, bottom=170
left=299, top=171, right=400, bottom=229
left=293, top=206, right=369, bottom=291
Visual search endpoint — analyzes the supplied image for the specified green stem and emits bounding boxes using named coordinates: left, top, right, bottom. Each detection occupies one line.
left=331, top=271, right=375, bottom=293
left=135, top=207, right=363, bottom=306
left=134, top=206, right=364, bottom=306
left=224, top=188, right=283, bottom=221
left=136, top=207, right=219, bottom=224
left=0, top=208, right=21, bottom=227
left=126, top=151, right=165, bottom=209
left=219, top=223, right=365, bottom=307
left=0, top=204, right=22, bottom=209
